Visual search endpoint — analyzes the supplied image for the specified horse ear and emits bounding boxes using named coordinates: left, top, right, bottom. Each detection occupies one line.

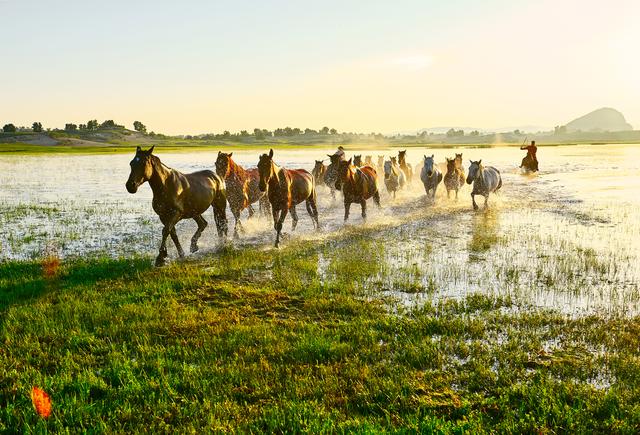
left=228, top=152, right=232, bottom=157
left=478, top=159, right=482, bottom=164
left=136, top=146, right=142, bottom=153
left=431, top=154, right=434, bottom=158
left=348, top=157, right=352, bottom=164
left=147, top=146, right=154, bottom=155
left=269, top=149, right=274, bottom=158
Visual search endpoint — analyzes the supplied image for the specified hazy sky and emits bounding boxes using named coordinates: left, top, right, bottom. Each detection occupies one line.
left=1, top=0, right=638, bottom=134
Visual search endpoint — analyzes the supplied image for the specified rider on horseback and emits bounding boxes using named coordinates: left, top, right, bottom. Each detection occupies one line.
left=520, top=140, right=538, bottom=172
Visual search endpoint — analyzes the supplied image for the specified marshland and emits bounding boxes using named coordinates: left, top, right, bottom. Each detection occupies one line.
left=2, top=142, right=640, bottom=432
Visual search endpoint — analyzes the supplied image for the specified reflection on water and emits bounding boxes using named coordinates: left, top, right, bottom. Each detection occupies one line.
left=1, top=144, right=639, bottom=316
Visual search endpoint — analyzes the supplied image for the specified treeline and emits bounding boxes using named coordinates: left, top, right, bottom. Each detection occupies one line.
left=1, top=120, right=149, bottom=134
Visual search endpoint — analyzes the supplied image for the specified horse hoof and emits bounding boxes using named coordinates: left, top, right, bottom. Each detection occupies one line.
left=190, top=245, right=199, bottom=253
left=155, top=258, right=166, bottom=267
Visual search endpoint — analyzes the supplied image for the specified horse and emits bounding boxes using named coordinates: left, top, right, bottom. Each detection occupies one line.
left=521, top=154, right=538, bottom=173
left=324, top=152, right=346, bottom=200
left=454, top=153, right=464, bottom=172
left=312, top=160, right=327, bottom=187
left=257, top=149, right=319, bottom=247
left=466, top=160, right=502, bottom=210
left=215, top=151, right=268, bottom=237
left=383, top=158, right=406, bottom=199
left=353, top=155, right=363, bottom=167
left=443, top=157, right=465, bottom=200
left=126, top=146, right=228, bottom=266
left=377, top=155, right=385, bottom=180
left=420, top=155, right=443, bottom=200
left=334, top=158, right=381, bottom=221
left=398, top=150, right=413, bottom=183
left=364, top=155, right=373, bottom=166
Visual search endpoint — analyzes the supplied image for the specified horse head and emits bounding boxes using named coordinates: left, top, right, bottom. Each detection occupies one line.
left=215, top=151, right=233, bottom=178
left=353, top=155, right=362, bottom=167
left=383, top=160, right=392, bottom=180
left=257, top=149, right=275, bottom=192
left=466, top=160, right=482, bottom=184
left=446, top=157, right=456, bottom=173
left=398, top=150, right=407, bottom=164
left=423, top=155, right=435, bottom=177
left=126, top=146, right=155, bottom=193
left=334, top=158, right=352, bottom=191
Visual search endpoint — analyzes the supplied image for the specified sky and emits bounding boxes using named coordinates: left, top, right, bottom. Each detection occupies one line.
left=1, top=0, right=638, bottom=135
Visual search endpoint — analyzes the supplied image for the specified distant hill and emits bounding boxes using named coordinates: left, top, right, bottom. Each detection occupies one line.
left=565, top=108, right=632, bottom=132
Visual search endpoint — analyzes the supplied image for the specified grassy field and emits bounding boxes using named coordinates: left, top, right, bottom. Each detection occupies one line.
left=2, top=224, right=640, bottom=433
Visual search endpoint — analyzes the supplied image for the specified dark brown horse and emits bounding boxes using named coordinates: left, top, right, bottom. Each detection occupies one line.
left=324, top=152, right=346, bottom=200
left=335, top=158, right=381, bottom=221
left=215, top=151, right=268, bottom=237
left=257, top=149, right=319, bottom=247
left=312, top=160, right=327, bottom=187
left=126, top=146, right=228, bottom=266
left=398, top=150, right=413, bottom=182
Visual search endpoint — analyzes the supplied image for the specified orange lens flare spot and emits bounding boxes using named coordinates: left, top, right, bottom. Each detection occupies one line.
left=31, top=386, right=52, bottom=418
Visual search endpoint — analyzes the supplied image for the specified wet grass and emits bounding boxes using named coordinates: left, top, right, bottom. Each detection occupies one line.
left=2, top=232, right=640, bottom=433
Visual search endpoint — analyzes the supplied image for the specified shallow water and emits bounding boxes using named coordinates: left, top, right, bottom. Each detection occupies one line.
left=1, top=144, right=639, bottom=315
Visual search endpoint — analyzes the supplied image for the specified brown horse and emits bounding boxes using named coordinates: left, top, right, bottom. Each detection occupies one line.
left=312, top=160, right=327, bottom=187
left=398, top=150, right=413, bottom=182
left=353, top=155, right=363, bottom=167
left=325, top=152, right=346, bottom=200
left=335, top=158, right=381, bottom=221
left=444, top=157, right=466, bottom=200
left=126, top=146, right=228, bottom=266
left=257, top=149, right=319, bottom=247
left=215, top=151, right=268, bottom=237
left=455, top=153, right=465, bottom=175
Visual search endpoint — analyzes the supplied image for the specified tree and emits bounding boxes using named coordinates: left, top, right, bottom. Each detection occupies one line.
left=32, top=122, right=43, bottom=132
left=320, top=126, right=330, bottom=135
left=133, top=121, right=147, bottom=133
left=329, top=128, right=337, bottom=135
left=254, top=128, right=265, bottom=140
left=87, top=120, right=98, bottom=130
left=240, top=130, right=249, bottom=137
left=469, top=130, right=480, bottom=136
left=446, top=128, right=464, bottom=137
left=65, top=123, right=78, bottom=131
left=79, top=124, right=87, bottom=130
left=100, top=120, right=116, bottom=129
left=304, top=128, right=317, bottom=135
left=2, top=123, right=16, bottom=133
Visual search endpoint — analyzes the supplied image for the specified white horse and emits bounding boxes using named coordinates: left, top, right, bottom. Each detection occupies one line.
left=466, top=160, right=502, bottom=210
left=420, top=155, right=442, bottom=200
left=383, top=159, right=406, bottom=198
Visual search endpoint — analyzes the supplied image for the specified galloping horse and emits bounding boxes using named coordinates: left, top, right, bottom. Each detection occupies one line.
left=383, top=158, right=406, bottom=199
left=398, top=150, right=413, bottom=183
left=466, top=160, right=502, bottom=210
left=257, top=149, right=319, bottom=247
left=443, top=157, right=465, bottom=200
left=353, top=155, right=363, bottom=167
left=324, top=152, right=346, bottom=200
left=126, top=146, right=228, bottom=266
left=215, top=152, right=268, bottom=237
left=312, top=160, right=327, bottom=187
left=335, top=158, right=381, bottom=221
left=420, top=155, right=443, bottom=200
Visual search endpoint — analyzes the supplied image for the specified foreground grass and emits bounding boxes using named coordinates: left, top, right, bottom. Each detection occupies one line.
left=2, top=237, right=640, bottom=433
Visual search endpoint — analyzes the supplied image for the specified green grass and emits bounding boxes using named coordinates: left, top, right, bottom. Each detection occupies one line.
left=2, top=233, right=640, bottom=433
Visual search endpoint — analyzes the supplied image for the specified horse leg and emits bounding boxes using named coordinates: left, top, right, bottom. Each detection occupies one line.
left=290, top=205, right=299, bottom=230
left=247, top=204, right=255, bottom=218
left=471, top=193, right=479, bottom=211
left=360, top=199, right=367, bottom=220
left=274, top=208, right=288, bottom=248
left=373, top=191, right=381, bottom=208
left=344, top=199, right=351, bottom=222
left=213, top=194, right=228, bottom=238
left=331, top=188, right=336, bottom=201
left=170, top=228, right=185, bottom=258
left=190, top=215, right=208, bottom=253
left=305, top=198, right=319, bottom=230
left=484, top=194, right=489, bottom=210
left=156, top=214, right=180, bottom=266
left=232, top=208, right=243, bottom=239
